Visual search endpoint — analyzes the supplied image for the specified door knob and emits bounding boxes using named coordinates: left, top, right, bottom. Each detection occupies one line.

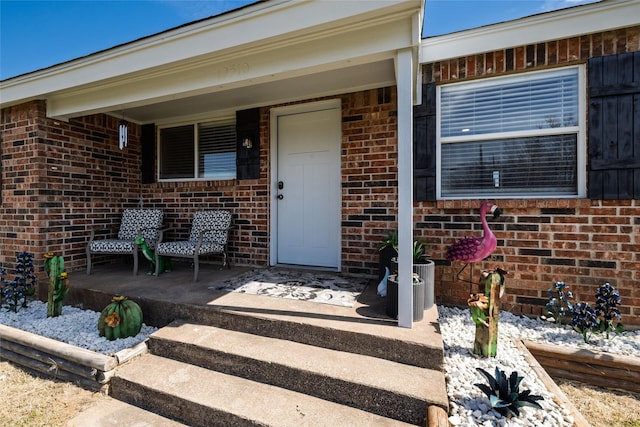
left=277, top=194, right=284, bottom=200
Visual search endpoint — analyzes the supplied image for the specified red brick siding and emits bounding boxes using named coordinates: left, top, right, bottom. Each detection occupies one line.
left=0, top=101, right=142, bottom=273
left=0, top=89, right=397, bottom=283
left=340, top=87, right=398, bottom=276
left=420, top=26, right=640, bottom=325
left=2, top=26, right=638, bottom=325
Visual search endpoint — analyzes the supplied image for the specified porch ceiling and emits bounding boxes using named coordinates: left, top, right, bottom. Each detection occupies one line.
left=105, top=59, right=395, bottom=124
left=1, top=0, right=422, bottom=124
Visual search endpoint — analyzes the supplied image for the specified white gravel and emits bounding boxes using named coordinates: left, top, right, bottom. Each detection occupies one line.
left=2, top=300, right=639, bottom=426
left=439, top=305, right=640, bottom=427
left=0, top=300, right=157, bottom=355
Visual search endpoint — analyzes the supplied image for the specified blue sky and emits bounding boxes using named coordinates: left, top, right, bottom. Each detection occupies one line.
left=0, top=0, right=600, bottom=80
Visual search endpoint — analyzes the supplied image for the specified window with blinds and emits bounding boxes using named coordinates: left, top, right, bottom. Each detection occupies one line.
left=159, top=119, right=236, bottom=181
left=198, top=121, right=236, bottom=179
left=438, top=66, right=584, bottom=199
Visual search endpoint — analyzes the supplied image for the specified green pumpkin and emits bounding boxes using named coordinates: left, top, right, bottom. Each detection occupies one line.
left=98, top=296, right=143, bottom=341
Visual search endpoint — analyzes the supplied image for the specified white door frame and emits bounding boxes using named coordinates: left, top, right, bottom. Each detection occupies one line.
left=269, top=99, right=342, bottom=269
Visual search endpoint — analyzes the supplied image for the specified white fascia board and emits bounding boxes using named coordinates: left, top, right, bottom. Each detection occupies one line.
left=0, top=0, right=419, bottom=109
left=420, top=0, right=639, bottom=63
left=45, top=9, right=419, bottom=119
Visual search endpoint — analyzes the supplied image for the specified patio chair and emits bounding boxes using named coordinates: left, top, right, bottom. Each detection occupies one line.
left=154, top=210, right=233, bottom=282
left=86, top=208, right=164, bottom=275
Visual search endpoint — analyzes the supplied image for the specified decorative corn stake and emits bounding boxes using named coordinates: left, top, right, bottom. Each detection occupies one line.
left=44, top=252, right=70, bottom=317
left=468, top=268, right=506, bottom=357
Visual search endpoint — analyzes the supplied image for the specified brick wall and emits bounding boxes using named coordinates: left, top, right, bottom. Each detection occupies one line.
left=0, top=88, right=398, bottom=283
left=420, top=26, right=640, bottom=325
left=0, top=101, right=142, bottom=274
left=340, top=87, right=398, bottom=276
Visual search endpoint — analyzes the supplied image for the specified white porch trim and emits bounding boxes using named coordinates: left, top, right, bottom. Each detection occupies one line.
left=421, top=0, right=638, bottom=63
left=395, top=48, right=415, bottom=328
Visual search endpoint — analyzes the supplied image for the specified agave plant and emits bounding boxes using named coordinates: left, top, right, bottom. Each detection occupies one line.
left=474, top=367, right=544, bottom=418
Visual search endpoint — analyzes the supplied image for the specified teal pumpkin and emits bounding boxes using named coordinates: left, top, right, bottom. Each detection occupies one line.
left=98, top=296, right=143, bottom=341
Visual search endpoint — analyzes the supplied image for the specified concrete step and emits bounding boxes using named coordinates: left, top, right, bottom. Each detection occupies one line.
left=160, top=299, right=445, bottom=371
left=148, top=321, right=448, bottom=424
left=111, top=353, right=415, bottom=427
left=67, top=397, right=189, bottom=427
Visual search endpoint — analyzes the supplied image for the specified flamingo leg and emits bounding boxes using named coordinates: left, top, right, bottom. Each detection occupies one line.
left=455, top=263, right=469, bottom=281
left=454, top=262, right=479, bottom=293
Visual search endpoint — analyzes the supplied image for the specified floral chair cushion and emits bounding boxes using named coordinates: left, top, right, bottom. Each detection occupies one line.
left=155, top=240, right=225, bottom=256
left=89, top=239, right=136, bottom=254
left=188, top=210, right=232, bottom=244
left=157, top=210, right=232, bottom=256
left=118, top=209, right=164, bottom=248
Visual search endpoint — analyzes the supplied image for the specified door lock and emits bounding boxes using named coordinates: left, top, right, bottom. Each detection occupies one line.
left=278, top=181, right=284, bottom=190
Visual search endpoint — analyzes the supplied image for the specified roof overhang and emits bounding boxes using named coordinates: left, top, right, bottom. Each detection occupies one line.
left=421, top=0, right=637, bottom=63
left=1, top=0, right=423, bottom=123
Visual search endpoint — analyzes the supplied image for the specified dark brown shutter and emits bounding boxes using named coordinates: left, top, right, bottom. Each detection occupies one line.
left=141, top=123, right=155, bottom=184
left=413, top=82, right=437, bottom=201
left=236, top=108, right=261, bottom=180
left=588, top=52, right=640, bottom=199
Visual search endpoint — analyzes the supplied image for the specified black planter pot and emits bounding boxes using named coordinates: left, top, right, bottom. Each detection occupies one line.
left=386, top=278, right=425, bottom=322
left=378, top=246, right=398, bottom=282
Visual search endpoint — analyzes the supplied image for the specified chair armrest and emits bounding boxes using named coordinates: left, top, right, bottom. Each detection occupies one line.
left=156, top=227, right=171, bottom=243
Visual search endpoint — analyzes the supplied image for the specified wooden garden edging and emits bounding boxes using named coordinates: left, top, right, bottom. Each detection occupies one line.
left=516, top=340, right=591, bottom=427
left=523, top=339, right=640, bottom=394
left=0, top=324, right=147, bottom=391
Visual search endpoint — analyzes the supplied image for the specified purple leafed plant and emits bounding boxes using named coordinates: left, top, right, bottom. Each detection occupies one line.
left=0, top=251, right=37, bottom=312
left=571, top=302, right=599, bottom=343
left=594, top=282, right=623, bottom=338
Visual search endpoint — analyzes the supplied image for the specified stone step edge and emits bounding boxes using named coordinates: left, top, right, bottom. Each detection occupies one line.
left=111, top=353, right=415, bottom=427
left=149, top=321, right=448, bottom=423
left=170, top=304, right=444, bottom=370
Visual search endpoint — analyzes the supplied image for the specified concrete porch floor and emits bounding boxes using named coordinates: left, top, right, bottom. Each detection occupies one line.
left=63, top=258, right=444, bottom=358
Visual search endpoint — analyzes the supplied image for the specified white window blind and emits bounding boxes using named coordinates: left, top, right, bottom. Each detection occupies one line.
left=441, top=135, right=577, bottom=197
left=441, top=68, right=579, bottom=137
left=159, top=125, right=195, bottom=179
left=158, top=120, right=236, bottom=181
left=198, top=122, right=236, bottom=180
left=438, top=67, right=582, bottom=199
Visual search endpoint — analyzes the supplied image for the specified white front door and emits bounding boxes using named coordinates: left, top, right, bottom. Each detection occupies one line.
left=273, top=102, right=341, bottom=268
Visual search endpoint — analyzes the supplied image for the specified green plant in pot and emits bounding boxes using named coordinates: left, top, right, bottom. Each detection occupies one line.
left=378, top=232, right=430, bottom=278
left=412, top=239, right=429, bottom=263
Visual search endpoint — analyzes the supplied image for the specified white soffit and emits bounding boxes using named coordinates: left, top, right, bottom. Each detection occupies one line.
left=421, top=0, right=639, bottom=63
left=0, top=0, right=422, bottom=121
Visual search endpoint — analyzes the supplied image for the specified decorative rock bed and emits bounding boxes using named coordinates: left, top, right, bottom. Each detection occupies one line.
left=0, top=301, right=155, bottom=391
left=0, top=324, right=148, bottom=391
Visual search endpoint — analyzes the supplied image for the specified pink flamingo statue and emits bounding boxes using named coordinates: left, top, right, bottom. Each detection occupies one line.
left=446, top=201, right=501, bottom=291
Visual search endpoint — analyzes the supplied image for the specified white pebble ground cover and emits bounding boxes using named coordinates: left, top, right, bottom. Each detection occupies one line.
left=439, top=306, right=640, bottom=426
left=0, top=300, right=157, bottom=355
left=2, top=300, right=639, bottom=426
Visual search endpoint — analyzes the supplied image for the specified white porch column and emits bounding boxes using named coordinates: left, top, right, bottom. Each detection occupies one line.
left=395, top=48, right=414, bottom=328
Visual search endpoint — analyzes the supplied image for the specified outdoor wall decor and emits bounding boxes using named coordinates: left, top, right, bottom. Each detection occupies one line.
left=119, top=118, right=128, bottom=150
left=469, top=268, right=507, bottom=357
left=44, top=252, right=69, bottom=317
